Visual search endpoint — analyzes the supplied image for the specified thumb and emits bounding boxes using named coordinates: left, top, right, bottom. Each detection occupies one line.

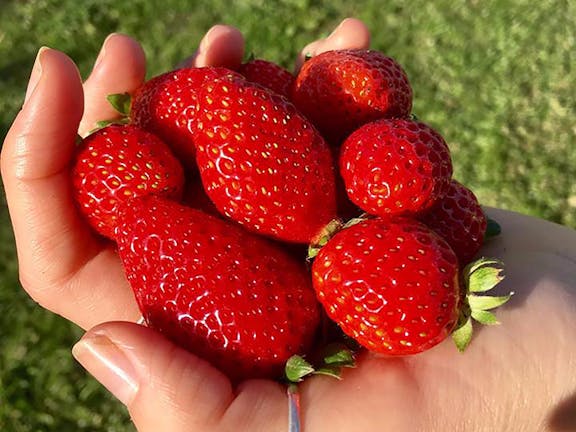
left=72, top=321, right=235, bottom=431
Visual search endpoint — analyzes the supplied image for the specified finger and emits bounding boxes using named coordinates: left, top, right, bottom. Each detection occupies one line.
left=177, top=24, right=245, bottom=70
left=79, top=33, right=146, bottom=136
left=1, top=48, right=140, bottom=329
left=71, top=321, right=284, bottom=432
left=73, top=321, right=289, bottom=432
left=294, top=17, right=371, bottom=73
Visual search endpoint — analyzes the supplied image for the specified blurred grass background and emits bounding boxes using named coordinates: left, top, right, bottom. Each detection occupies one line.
left=0, top=0, right=574, bottom=430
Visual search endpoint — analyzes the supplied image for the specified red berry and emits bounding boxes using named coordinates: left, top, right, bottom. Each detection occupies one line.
left=419, top=180, right=487, bottom=266
left=131, top=67, right=241, bottom=169
left=238, top=58, right=295, bottom=99
left=292, top=49, right=413, bottom=145
left=340, top=118, right=453, bottom=217
left=71, top=124, right=184, bottom=240
left=116, top=196, right=321, bottom=381
left=192, top=73, right=337, bottom=244
left=312, top=217, right=461, bottom=355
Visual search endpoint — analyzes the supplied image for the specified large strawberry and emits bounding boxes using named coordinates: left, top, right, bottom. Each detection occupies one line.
left=292, top=49, right=413, bottom=145
left=238, top=58, right=295, bottom=99
left=340, top=118, right=453, bottom=217
left=310, top=217, right=511, bottom=355
left=419, top=179, right=487, bottom=266
left=192, top=72, right=337, bottom=244
left=130, top=67, right=241, bottom=169
left=115, top=195, right=321, bottom=381
left=311, top=217, right=461, bottom=355
left=71, top=124, right=184, bottom=240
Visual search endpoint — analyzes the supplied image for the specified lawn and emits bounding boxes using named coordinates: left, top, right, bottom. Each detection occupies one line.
left=0, top=0, right=575, bottom=430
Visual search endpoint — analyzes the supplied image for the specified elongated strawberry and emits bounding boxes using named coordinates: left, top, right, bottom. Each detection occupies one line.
left=116, top=195, right=321, bottom=381
left=192, top=73, right=337, bottom=243
left=238, top=58, right=295, bottom=99
left=292, top=49, right=413, bottom=145
left=419, top=180, right=487, bottom=266
left=340, top=118, right=453, bottom=217
left=130, top=67, right=241, bottom=169
left=71, top=124, right=184, bottom=240
left=311, top=217, right=510, bottom=355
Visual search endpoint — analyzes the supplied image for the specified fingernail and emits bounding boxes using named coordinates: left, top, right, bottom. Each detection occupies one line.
left=24, top=46, right=48, bottom=106
left=93, top=33, right=117, bottom=70
left=72, top=333, right=139, bottom=405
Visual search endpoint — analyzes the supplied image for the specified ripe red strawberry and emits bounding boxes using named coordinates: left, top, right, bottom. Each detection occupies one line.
left=130, top=67, right=241, bottom=169
left=292, top=49, right=413, bottom=145
left=419, top=180, right=487, bottom=266
left=340, top=118, right=453, bottom=217
left=311, top=217, right=461, bottom=355
left=238, top=58, right=295, bottom=99
left=192, top=72, right=337, bottom=244
left=71, top=124, right=184, bottom=240
left=115, top=195, right=321, bottom=381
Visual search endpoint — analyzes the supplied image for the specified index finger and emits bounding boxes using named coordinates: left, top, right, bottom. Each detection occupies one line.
left=1, top=48, right=140, bottom=329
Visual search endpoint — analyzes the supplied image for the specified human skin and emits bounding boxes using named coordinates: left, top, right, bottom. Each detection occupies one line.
left=1, top=19, right=575, bottom=432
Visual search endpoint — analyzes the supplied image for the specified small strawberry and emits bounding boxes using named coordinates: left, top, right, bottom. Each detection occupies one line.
left=340, top=118, right=453, bottom=217
left=130, top=67, right=241, bottom=169
left=292, top=49, right=413, bottom=145
left=238, top=58, right=295, bottom=99
left=311, top=217, right=461, bottom=355
left=192, top=73, right=337, bottom=244
left=419, top=180, right=487, bottom=266
left=115, top=195, right=321, bottom=381
left=71, top=124, right=184, bottom=240
left=310, top=217, right=511, bottom=355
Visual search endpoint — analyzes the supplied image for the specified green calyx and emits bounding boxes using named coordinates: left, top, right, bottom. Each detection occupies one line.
left=284, top=343, right=356, bottom=383
left=88, top=93, right=132, bottom=135
left=307, top=218, right=343, bottom=260
left=307, top=214, right=371, bottom=260
left=452, top=258, right=513, bottom=352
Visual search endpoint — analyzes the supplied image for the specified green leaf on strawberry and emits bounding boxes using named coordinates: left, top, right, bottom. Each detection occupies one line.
left=285, top=355, right=315, bottom=383
left=107, top=92, right=132, bottom=116
left=284, top=345, right=356, bottom=384
left=452, top=257, right=513, bottom=352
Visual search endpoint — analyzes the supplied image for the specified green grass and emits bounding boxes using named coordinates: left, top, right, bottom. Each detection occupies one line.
left=0, top=0, right=575, bottom=430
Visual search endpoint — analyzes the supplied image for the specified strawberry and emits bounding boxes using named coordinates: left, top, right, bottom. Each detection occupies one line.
left=130, top=67, right=241, bottom=169
left=419, top=180, right=487, bottom=266
left=312, top=217, right=461, bottom=355
left=292, top=49, right=413, bottom=145
left=71, top=124, right=184, bottom=240
left=192, top=72, right=337, bottom=244
left=340, top=118, right=453, bottom=217
left=238, top=58, right=295, bottom=99
left=115, top=195, right=321, bottom=381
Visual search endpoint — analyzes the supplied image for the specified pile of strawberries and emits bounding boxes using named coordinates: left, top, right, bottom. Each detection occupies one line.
left=72, top=47, right=508, bottom=382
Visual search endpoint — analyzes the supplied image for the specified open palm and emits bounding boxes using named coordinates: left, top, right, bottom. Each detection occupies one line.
left=2, top=20, right=575, bottom=432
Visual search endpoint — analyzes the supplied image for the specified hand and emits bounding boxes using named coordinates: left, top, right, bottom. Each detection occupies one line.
left=2, top=18, right=575, bottom=432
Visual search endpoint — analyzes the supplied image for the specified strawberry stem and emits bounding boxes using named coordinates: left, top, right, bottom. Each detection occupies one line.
left=307, top=214, right=371, bottom=260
